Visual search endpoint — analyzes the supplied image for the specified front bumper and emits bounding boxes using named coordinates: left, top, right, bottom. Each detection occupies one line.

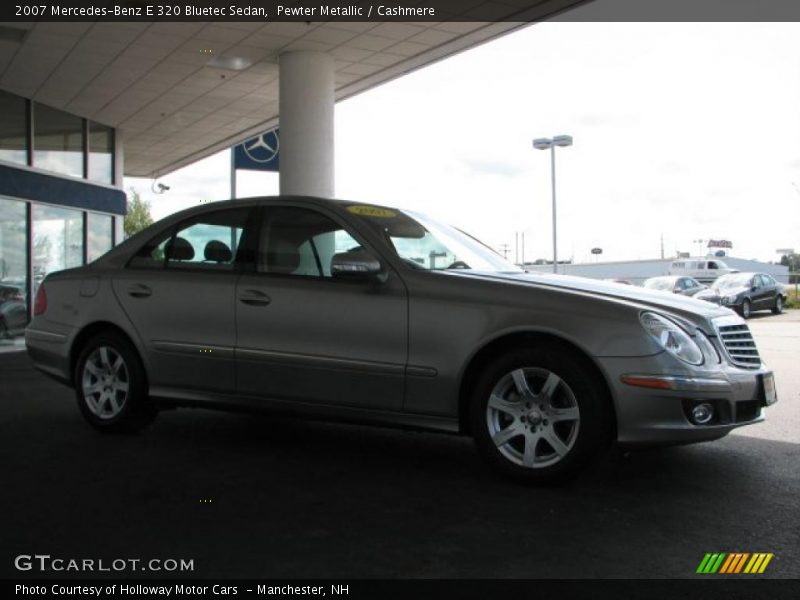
left=599, top=354, right=775, bottom=445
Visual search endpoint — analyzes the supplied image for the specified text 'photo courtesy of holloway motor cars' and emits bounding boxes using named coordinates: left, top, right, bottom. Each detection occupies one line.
left=25, top=196, right=779, bottom=484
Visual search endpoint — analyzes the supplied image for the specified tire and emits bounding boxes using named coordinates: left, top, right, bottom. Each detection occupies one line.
left=469, top=345, right=612, bottom=484
left=741, top=299, right=752, bottom=319
left=74, top=331, right=157, bottom=433
left=772, top=295, right=783, bottom=315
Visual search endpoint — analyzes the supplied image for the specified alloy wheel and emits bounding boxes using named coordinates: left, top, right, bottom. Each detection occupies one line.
left=81, top=346, right=130, bottom=419
left=485, top=367, right=580, bottom=469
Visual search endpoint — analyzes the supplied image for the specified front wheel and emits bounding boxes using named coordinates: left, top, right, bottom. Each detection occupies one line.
left=74, top=331, right=157, bottom=433
left=772, top=296, right=783, bottom=315
left=470, top=346, right=611, bottom=484
left=741, top=299, right=752, bottom=319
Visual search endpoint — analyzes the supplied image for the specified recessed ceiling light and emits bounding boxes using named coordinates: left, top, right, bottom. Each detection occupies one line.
left=206, top=55, right=253, bottom=71
left=0, top=26, right=28, bottom=44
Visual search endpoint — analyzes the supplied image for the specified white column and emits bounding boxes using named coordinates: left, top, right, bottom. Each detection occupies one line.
left=113, top=128, right=125, bottom=243
left=279, top=51, right=335, bottom=198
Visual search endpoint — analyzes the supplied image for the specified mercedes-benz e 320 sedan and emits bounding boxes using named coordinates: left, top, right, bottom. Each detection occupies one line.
left=26, top=197, right=778, bottom=483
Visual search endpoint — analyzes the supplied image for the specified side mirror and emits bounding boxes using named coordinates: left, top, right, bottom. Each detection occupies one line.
left=331, top=250, right=383, bottom=280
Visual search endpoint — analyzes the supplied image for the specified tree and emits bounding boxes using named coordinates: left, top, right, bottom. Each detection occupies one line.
left=780, top=253, right=800, bottom=284
left=124, top=189, right=154, bottom=238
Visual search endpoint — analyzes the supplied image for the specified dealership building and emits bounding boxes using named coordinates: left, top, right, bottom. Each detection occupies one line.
left=0, top=89, right=123, bottom=340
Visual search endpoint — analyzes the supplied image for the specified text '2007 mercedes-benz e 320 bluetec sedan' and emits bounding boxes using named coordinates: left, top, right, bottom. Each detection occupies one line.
left=26, top=197, right=778, bottom=483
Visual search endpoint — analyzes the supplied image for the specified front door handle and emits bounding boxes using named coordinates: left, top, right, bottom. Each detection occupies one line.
left=127, top=284, right=152, bottom=298
left=239, top=289, right=271, bottom=306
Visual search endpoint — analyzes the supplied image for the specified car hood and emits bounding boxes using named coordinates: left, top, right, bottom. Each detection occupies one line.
left=453, top=270, right=732, bottom=320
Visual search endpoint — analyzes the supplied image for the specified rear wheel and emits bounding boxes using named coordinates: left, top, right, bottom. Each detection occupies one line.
left=74, top=331, right=156, bottom=433
left=741, top=299, right=752, bottom=319
left=772, top=295, right=783, bottom=315
left=470, top=345, right=611, bottom=484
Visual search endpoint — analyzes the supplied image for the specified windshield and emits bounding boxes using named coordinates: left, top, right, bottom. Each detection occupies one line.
left=644, top=278, right=674, bottom=291
left=712, top=273, right=753, bottom=290
left=345, top=205, right=523, bottom=273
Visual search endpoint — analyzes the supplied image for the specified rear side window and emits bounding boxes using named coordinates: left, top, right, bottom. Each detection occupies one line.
left=128, top=208, right=253, bottom=270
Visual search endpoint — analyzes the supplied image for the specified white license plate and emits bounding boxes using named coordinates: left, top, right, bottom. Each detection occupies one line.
left=762, top=372, right=777, bottom=406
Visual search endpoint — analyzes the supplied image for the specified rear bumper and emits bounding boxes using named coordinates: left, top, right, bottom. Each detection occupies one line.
left=25, top=327, right=73, bottom=386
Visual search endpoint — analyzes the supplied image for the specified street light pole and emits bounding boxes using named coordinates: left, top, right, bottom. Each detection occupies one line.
left=533, top=135, right=573, bottom=274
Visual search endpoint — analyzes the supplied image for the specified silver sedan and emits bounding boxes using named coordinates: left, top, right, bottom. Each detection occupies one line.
left=25, top=197, right=778, bottom=483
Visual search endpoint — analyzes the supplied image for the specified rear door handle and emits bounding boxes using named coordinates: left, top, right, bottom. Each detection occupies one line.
left=127, top=284, right=152, bottom=298
left=239, top=289, right=271, bottom=306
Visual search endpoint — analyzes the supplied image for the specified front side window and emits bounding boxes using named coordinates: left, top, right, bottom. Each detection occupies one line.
left=129, top=209, right=251, bottom=271
left=258, top=207, right=360, bottom=278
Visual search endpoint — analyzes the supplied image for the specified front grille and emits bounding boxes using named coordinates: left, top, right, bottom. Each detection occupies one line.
left=717, top=323, right=761, bottom=368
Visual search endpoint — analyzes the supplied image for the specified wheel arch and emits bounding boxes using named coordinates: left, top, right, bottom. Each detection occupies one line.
left=69, top=321, right=148, bottom=389
left=457, top=331, right=617, bottom=441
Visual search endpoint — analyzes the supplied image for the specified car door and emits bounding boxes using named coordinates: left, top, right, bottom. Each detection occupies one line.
left=112, top=207, right=255, bottom=393
left=751, top=275, right=769, bottom=309
left=758, top=274, right=778, bottom=309
left=235, top=204, right=408, bottom=411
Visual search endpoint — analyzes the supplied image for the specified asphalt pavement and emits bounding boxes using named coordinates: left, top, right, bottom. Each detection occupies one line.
left=1, top=312, right=798, bottom=579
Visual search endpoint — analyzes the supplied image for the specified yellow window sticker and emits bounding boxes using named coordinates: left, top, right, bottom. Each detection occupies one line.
left=347, top=205, right=397, bottom=218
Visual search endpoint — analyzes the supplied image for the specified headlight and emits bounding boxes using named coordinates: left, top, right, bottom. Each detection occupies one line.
left=695, top=330, right=721, bottom=364
left=724, top=294, right=738, bottom=304
left=640, top=312, right=704, bottom=365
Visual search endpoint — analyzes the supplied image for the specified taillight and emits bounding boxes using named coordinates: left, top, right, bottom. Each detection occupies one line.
left=33, top=284, right=47, bottom=316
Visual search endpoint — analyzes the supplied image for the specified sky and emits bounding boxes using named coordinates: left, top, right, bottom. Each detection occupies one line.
left=127, top=22, right=800, bottom=265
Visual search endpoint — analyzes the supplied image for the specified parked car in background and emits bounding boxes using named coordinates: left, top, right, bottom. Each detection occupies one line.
left=0, top=283, right=27, bottom=338
left=669, top=258, right=736, bottom=284
left=604, top=278, right=633, bottom=285
left=25, top=196, right=777, bottom=484
left=711, top=272, right=786, bottom=318
left=643, top=275, right=721, bottom=305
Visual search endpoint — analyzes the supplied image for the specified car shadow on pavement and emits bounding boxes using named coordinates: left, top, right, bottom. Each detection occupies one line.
left=2, top=352, right=798, bottom=579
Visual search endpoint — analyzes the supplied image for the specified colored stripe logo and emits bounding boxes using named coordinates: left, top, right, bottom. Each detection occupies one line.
left=696, top=553, right=774, bottom=574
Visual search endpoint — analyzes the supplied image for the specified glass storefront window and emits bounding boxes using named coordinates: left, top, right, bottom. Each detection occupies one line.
left=32, top=205, right=83, bottom=295
left=33, top=103, right=84, bottom=179
left=87, top=212, right=113, bottom=262
left=0, top=197, right=28, bottom=341
left=0, top=91, right=28, bottom=166
left=89, top=122, right=113, bottom=185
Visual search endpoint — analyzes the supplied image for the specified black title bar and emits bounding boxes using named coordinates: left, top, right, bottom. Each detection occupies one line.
left=5, top=0, right=800, bottom=23
left=6, top=579, right=800, bottom=600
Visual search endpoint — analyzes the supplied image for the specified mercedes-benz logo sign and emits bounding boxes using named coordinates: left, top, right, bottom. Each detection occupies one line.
left=243, top=130, right=279, bottom=163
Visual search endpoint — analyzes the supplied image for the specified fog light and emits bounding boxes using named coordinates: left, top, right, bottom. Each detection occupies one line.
left=691, top=402, right=715, bottom=425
